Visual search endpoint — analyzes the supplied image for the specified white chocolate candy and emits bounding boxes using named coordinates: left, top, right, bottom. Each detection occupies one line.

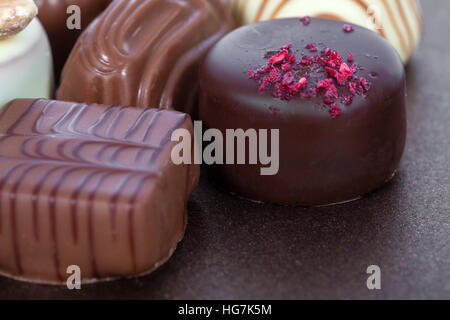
left=0, top=18, right=53, bottom=108
left=230, top=0, right=423, bottom=63
left=0, top=0, right=38, bottom=39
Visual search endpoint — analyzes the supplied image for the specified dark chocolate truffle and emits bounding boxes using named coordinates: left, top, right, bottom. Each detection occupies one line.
left=199, top=18, right=406, bottom=206
left=57, top=0, right=233, bottom=116
left=34, top=0, right=112, bottom=81
left=0, top=98, right=199, bottom=284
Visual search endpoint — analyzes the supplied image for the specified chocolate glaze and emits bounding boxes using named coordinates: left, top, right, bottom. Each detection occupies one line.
left=229, top=0, right=423, bottom=63
left=0, top=99, right=199, bottom=284
left=199, top=18, right=406, bottom=206
left=57, top=0, right=233, bottom=116
left=34, top=0, right=112, bottom=81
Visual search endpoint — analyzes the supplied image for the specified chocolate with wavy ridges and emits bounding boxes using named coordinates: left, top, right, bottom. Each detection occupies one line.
left=230, top=0, right=422, bottom=63
left=0, top=99, right=199, bottom=284
left=34, top=0, right=112, bottom=80
left=57, top=0, right=232, bottom=116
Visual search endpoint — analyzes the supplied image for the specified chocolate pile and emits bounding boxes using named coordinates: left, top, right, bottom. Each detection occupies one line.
left=0, top=0, right=412, bottom=284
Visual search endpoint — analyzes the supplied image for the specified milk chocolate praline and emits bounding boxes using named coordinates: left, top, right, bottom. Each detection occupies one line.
left=34, top=0, right=112, bottom=80
left=57, top=0, right=233, bottom=116
left=0, top=99, right=199, bottom=284
left=199, top=18, right=406, bottom=206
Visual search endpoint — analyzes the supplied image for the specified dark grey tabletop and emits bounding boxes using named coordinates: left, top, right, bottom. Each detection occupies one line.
left=1, top=0, right=449, bottom=299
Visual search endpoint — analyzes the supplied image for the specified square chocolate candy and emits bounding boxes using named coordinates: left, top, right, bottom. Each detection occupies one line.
left=0, top=99, right=199, bottom=284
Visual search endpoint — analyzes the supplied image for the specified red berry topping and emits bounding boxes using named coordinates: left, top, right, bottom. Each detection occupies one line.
left=247, top=43, right=372, bottom=118
left=343, top=24, right=355, bottom=32
left=347, top=53, right=354, bottom=62
left=305, top=43, right=318, bottom=52
left=300, top=16, right=311, bottom=25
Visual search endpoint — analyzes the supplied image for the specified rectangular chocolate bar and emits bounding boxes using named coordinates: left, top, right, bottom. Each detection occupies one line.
left=0, top=99, right=199, bottom=284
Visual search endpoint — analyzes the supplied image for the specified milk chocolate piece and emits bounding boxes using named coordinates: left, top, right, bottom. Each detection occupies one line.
left=199, top=18, right=406, bottom=206
left=230, top=0, right=423, bottom=63
left=0, top=99, right=199, bottom=284
left=57, top=0, right=233, bottom=116
left=34, top=0, right=112, bottom=80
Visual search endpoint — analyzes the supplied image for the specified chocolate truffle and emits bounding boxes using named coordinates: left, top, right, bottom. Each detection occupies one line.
left=0, top=2, right=53, bottom=108
left=57, top=0, right=233, bottom=116
left=230, top=0, right=423, bottom=63
left=0, top=99, right=199, bottom=284
left=199, top=18, right=406, bottom=206
left=34, top=0, right=112, bottom=80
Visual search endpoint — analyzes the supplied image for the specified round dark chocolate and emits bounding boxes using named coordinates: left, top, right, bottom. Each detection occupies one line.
left=199, top=18, right=406, bottom=206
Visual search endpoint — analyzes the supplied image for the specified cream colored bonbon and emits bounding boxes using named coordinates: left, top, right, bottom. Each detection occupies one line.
left=0, top=0, right=37, bottom=39
left=230, top=0, right=422, bottom=63
left=0, top=0, right=53, bottom=108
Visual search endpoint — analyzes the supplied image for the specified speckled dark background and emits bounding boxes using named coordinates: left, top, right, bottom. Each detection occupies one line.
left=1, top=0, right=449, bottom=300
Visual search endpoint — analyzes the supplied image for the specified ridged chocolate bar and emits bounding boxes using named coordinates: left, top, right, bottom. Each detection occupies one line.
left=57, top=0, right=233, bottom=116
left=0, top=99, right=199, bottom=284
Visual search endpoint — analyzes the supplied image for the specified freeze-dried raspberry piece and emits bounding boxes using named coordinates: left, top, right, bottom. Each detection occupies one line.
left=247, top=43, right=372, bottom=118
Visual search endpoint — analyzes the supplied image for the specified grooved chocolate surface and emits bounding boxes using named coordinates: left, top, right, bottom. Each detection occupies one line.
left=1, top=0, right=449, bottom=299
left=34, top=0, right=112, bottom=80
left=0, top=99, right=199, bottom=284
left=57, top=0, right=233, bottom=116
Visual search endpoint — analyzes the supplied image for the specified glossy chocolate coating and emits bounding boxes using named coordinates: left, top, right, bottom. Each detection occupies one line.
left=34, top=0, right=112, bottom=80
left=57, top=0, right=232, bottom=116
left=0, top=99, right=199, bottom=284
left=199, top=18, right=406, bottom=206
left=230, top=0, right=423, bottom=63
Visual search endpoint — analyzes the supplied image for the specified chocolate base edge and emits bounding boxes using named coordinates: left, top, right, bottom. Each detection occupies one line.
left=0, top=226, right=185, bottom=285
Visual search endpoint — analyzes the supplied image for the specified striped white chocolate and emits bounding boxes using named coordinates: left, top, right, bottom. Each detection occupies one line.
left=230, top=0, right=423, bottom=63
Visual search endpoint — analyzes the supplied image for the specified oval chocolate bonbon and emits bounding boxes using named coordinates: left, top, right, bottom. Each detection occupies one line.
left=57, top=0, right=233, bottom=116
